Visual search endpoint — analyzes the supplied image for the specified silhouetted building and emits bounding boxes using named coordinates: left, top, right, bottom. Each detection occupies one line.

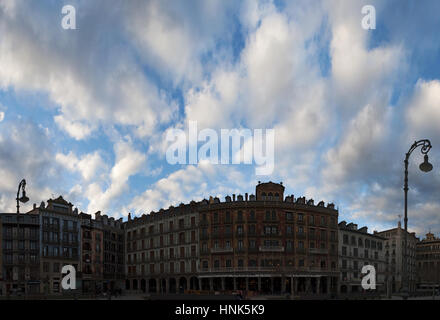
left=416, top=232, right=440, bottom=289
left=0, top=213, right=40, bottom=295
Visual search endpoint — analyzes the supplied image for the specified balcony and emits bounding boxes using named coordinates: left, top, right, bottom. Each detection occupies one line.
left=211, top=248, right=233, bottom=254
left=309, top=248, right=328, bottom=255
left=259, top=246, right=284, bottom=252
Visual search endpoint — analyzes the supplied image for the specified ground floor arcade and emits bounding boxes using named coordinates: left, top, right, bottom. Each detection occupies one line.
left=125, top=274, right=339, bottom=296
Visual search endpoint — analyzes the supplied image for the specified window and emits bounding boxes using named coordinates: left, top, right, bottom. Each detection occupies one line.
left=286, top=212, right=293, bottom=221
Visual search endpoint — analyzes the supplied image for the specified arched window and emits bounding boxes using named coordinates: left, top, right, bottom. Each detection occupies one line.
left=261, top=192, right=266, bottom=200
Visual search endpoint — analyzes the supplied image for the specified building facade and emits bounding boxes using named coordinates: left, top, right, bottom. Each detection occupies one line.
left=338, top=221, right=387, bottom=296
left=79, top=212, right=104, bottom=293
left=0, top=213, right=40, bottom=296
left=124, top=182, right=340, bottom=297
left=95, top=211, right=125, bottom=293
left=125, top=203, right=200, bottom=294
left=416, top=232, right=440, bottom=289
left=375, top=221, right=418, bottom=293
left=28, top=197, right=81, bottom=294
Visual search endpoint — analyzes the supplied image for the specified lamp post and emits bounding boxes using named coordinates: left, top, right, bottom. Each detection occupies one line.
left=16, top=179, right=29, bottom=214
left=15, top=179, right=29, bottom=296
left=403, top=140, right=433, bottom=298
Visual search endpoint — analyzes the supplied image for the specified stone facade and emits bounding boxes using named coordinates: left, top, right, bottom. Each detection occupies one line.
left=338, top=221, right=387, bottom=296
left=375, top=221, right=418, bottom=293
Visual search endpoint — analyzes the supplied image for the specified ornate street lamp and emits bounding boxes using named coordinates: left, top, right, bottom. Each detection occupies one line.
left=402, top=140, right=433, bottom=298
left=16, top=179, right=29, bottom=214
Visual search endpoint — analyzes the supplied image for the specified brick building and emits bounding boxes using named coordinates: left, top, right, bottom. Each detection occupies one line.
left=95, top=211, right=125, bottom=293
left=79, top=212, right=104, bottom=293
left=125, top=203, right=199, bottom=294
left=124, top=182, right=340, bottom=297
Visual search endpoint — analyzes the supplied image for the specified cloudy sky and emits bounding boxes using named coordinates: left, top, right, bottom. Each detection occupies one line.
left=1, top=0, right=439, bottom=237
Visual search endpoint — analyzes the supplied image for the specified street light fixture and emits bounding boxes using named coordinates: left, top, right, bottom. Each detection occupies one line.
left=419, top=154, right=433, bottom=173
left=16, top=179, right=29, bottom=214
left=402, top=139, right=433, bottom=298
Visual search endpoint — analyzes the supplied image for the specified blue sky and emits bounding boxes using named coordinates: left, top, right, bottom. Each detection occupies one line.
left=1, top=0, right=440, bottom=237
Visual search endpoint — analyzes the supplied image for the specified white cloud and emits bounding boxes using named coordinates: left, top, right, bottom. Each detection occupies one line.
left=129, top=163, right=251, bottom=216
left=86, top=139, right=146, bottom=214
left=0, top=2, right=178, bottom=140
left=0, top=111, right=4, bottom=122
left=406, top=79, right=440, bottom=140
left=56, top=151, right=106, bottom=182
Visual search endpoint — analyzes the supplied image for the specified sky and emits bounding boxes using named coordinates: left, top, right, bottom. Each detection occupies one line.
left=0, top=0, right=439, bottom=238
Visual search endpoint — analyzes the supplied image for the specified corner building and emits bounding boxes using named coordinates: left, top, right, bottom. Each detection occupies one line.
left=125, top=182, right=339, bottom=297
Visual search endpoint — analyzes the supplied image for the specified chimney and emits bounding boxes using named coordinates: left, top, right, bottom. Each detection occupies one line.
left=33, top=203, right=36, bottom=210
left=128, top=213, right=132, bottom=221
left=245, top=193, right=248, bottom=201
left=233, top=194, right=236, bottom=201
